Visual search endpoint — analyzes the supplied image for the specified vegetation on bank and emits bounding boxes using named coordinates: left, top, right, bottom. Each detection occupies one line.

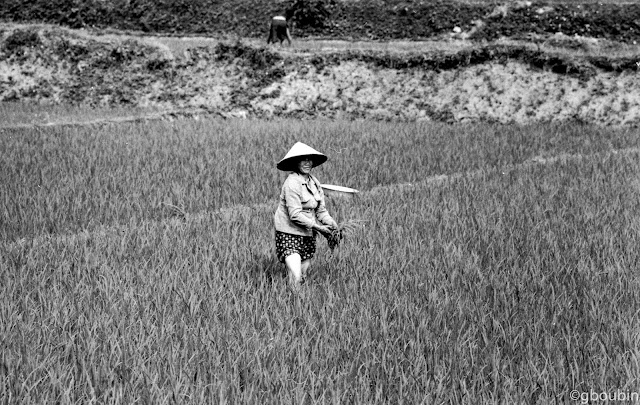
left=1, top=0, right=640, bottom=43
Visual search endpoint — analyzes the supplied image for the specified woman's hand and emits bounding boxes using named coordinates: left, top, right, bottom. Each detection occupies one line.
left=314, top=224, right=332, bottom=237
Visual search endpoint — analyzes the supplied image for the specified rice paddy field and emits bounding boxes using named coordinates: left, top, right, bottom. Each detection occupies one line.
left=1, top=114, right=640, bottom=403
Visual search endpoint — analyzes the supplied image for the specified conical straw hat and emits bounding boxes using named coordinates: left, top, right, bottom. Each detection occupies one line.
left=276, top=142, right=327, bottom=171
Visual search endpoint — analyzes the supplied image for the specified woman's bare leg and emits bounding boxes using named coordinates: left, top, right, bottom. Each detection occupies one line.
left=285, top=28, right=292, bottom=46
left=285, top=253, right=303, bottom=286
left=301, top=259, right=312, bottom=282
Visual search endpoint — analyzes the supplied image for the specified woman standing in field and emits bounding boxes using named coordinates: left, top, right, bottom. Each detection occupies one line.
left=274, top=142, right=338, bottom=289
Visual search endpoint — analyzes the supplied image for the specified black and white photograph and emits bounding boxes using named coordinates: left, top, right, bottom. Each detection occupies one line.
left=1, top=0, right=639, bottom=403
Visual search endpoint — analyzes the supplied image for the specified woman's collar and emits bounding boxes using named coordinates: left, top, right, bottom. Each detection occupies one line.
left=292, top=172, right=312, bottom=183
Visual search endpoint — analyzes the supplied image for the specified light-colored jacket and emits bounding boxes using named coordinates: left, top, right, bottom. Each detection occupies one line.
left=274, top=172, right=336, bottom=236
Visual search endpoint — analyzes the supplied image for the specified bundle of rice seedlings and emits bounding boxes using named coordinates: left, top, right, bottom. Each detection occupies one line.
left=324, top=219, right=364, bottom=250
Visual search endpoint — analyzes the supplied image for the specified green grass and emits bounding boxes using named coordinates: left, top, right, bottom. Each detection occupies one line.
left=2, top=118, right=639, bottom=242
left=1, top=117, right=639, bottom=403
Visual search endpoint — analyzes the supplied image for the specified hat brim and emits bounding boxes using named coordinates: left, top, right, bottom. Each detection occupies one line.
left=276, top=154, right=328, bottom=171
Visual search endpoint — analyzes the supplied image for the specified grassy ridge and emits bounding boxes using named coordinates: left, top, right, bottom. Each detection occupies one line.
left=311, top=44, right=640, bottom=75
left=0, top=102, right=163, bottom=127
left=2, top=119, right=640, bottom=241
left=2, top=147, right=639, bottom=402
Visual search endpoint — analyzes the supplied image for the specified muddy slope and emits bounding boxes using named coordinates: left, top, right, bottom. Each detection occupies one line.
left=1, top=26, right=639, bottom=126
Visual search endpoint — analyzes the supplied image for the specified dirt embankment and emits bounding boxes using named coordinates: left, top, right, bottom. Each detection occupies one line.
left=1, top=25, right=640, bottom=126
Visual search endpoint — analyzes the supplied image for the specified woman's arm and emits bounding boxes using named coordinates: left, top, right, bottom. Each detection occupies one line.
left=285, top=27, right=293, bottom=45
left=315, top=193, right=338, bottom=229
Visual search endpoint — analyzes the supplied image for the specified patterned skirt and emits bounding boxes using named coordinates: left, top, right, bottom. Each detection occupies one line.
left=275, top=231, right=316, bottom=263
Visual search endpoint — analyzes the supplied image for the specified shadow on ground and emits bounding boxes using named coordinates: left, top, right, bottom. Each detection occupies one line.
left=248, top=252, right=285, bottom=285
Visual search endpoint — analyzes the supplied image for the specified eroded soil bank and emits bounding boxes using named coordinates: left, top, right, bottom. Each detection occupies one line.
left=1, top=25, right=639, bottom=126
